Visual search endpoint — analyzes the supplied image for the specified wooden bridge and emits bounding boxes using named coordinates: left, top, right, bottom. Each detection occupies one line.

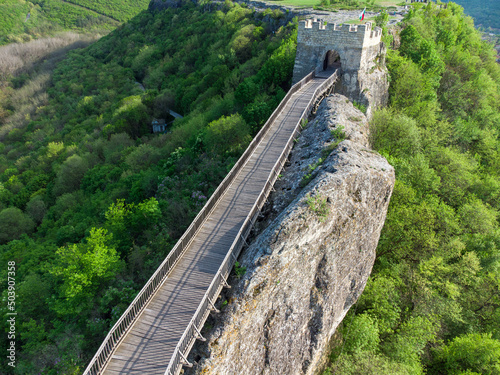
left=83, top=69, right=339, bottom=375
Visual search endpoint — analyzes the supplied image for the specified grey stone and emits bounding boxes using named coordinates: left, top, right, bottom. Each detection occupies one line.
left=188, top=94, right=395, bottom=375
left=293, top=20, right=389, bottom=116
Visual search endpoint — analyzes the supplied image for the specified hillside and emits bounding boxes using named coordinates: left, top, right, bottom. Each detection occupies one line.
left=453, top=0, right=500, bottom=31
left=0, top=0, right=151, bottom=45
left=321, top=3, right=500, bottom=374
left=189, top=93, right=395, bottom=375
left=0, top=2, right=297, bottom=373
left=0, top=1, right=499, bottom=374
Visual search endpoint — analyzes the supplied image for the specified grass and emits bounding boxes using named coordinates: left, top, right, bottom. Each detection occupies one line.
left=267, top=0, right=320, bottom=7
left=272, top=0, right=403, bottom=11
left=306, top=195, right=329, bottom=222
left=234, top=261, right=247, bottom=278
left=345, top=15, right=398, bottom=24
left=373, top=0, right=402, bottom=7
left=0, top=0, right=149, bottom=45
left=345, top=16, right=377, bottom=24
left=322, top=125, right=346, bottom=157
left=300, top=118, right=309, bottom=130
left=352, top=100, right=367, bottom=113
left=63, top=0, right=150, bottom=22
left=300, top=157, right=325, bottom=187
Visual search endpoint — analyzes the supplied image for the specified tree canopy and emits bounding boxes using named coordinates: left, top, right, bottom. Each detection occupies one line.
left=0, top=2, right=297, bottom=373
left=323, top=3, right=500, bottom=374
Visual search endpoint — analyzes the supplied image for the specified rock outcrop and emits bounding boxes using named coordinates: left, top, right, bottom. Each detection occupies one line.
left=187, top=94, right=395, bottom=375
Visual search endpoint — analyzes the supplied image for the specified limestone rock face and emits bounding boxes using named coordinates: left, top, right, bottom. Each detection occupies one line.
left=345, top=43, right=389, bottom=117
left=189, top=95, right=395, bottom=375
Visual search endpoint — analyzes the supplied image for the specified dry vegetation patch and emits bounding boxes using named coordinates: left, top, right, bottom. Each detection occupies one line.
left=0, top=32, right=97, bottom=78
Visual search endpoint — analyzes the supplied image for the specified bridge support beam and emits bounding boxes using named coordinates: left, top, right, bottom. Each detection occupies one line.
left=208, top=297, right=220, bottom=313
left=222, top=277, right=231, bottom=289
left=240, top=233, right=249, bottom=246
left=194, top=324, right=206, bottom=342
left=180, top=351, right=193, bottom=368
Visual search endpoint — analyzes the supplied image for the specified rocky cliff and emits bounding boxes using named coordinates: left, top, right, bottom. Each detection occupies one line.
left=187, top=94, right=395, bottom=375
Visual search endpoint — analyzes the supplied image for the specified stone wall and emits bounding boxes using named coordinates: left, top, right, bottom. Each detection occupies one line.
left=293, top=20, right=382, bottom=81
left=293, top=20, right=388, bottom=114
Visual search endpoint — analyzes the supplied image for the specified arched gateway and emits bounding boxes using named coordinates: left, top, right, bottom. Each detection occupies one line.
left=293, top=20, right=382, bottom=82
left=323, top=50, right=341, bottom=71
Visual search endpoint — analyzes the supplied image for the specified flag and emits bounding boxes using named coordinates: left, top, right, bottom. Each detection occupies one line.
left=359, top=7, right=366, bottom=21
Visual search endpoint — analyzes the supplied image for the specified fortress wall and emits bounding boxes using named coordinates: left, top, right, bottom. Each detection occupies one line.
left=293, top=20, right=382, bottom=83
left=293, top=19, right=387, bottom=115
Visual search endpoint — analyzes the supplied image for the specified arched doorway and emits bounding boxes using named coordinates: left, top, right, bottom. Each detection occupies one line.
left=323, top=50, right=341, bottom=71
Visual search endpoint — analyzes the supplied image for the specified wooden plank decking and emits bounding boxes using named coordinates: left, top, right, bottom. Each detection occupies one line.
left=101, top=75, right=330, bottom=375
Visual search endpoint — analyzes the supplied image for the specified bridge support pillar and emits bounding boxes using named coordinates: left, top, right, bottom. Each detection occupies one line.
left=208, top=297, right=220, bottom=313
left=180, top=351, right=193, bottom=368
left=194, top=325, right=206, bottom=342
left=179, top=351, right=193, bottom=367
left=222, top=277, right=231, bottom=289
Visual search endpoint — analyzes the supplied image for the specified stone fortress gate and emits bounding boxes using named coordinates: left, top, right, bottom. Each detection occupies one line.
left=293, top=19, right=389, bottom=114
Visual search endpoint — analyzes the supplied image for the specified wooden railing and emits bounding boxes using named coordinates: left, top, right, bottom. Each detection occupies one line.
left=82, top=71, right=319, bottom=375
left=164, top=70, right=339, bottom=375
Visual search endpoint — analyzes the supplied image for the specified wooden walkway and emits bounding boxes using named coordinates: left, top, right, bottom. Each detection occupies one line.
left=100, top=74, right=333, bottom=375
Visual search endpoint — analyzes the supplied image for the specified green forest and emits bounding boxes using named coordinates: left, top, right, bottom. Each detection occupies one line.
left=0, top=0, right=498, bottom=374
left=322, top=3, right=500, bottom=374
left=0, top=2, right=297, bottom=373
left=453, top=0, right=500, bottom=30
left=0, top=0, right=151, bottom=45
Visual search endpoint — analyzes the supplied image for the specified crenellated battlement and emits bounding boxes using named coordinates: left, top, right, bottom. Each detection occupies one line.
left=293, top=15, right=387, bottom=110
left=293, top=16, right=384, bottom=84
left=301, top=19, right=382, bottom=39
left=299, top=18, right=382, bottom=41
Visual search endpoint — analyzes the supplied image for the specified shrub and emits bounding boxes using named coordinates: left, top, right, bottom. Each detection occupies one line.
left=306, top=195, right=329, bottom=222
left=370, top=109, right=421, bottom=157
left=343, top=313, right=380, bottom=354
left=26, top=195, right=47, bottom=224
left=112, top=96, right=150, bottom=138
left=204, top=114, right=251, bottom=154
left=53, top=154, right=89, bottom=196
left=436, top=333, right=500, bottom=375
left=0, top=207, right=35, bottom=243
left=125, top=144, right=162, bottom=172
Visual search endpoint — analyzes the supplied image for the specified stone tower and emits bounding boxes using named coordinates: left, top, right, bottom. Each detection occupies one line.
left=293, top=19, right=388, bottom=114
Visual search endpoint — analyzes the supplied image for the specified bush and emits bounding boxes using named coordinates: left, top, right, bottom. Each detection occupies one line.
left=125, top=144, right=162, bottom=172
left=436, top=333, right=500, bottom=375
left=204, top=114, right=251, bottom=154
left=53, top=154, right=89, bottom=196
left=26, top=195, right=47, bottom=224
left=112, top=96, right=150, bottom=138
left=0, top=207, right=35, bottom=243
left=370, top=109, right=421, bottom=157
left=343, top=314, right=380, bottom=354
left=458, top=198, right=498, bottom=235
